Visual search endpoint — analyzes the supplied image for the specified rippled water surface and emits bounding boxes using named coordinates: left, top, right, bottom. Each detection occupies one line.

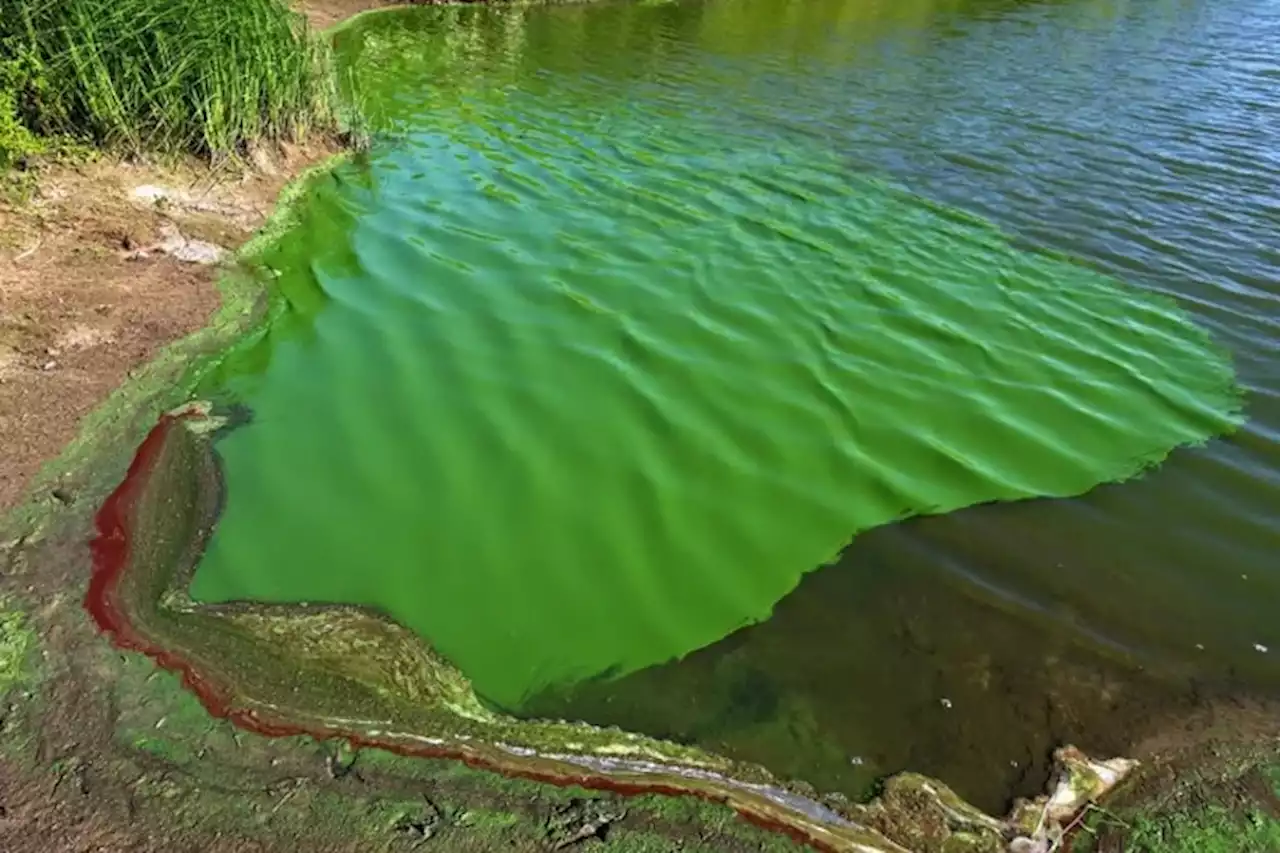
left=188, top=0, right=1278, bottom=809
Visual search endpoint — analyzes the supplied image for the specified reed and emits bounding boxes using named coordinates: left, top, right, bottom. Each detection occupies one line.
left=0, top=0, right=334, bottom=159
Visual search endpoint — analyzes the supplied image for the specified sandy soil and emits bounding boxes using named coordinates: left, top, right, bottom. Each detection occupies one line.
left=295, top=0, right=415, bottom=29
left=0, top=143, right=340, bottom=513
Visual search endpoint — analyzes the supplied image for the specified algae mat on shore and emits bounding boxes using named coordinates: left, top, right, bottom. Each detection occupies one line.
left=186, top=4, right=1240, bottom=711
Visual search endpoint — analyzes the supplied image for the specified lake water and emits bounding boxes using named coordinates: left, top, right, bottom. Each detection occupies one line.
left=185, top=0, right=1277, bottom=811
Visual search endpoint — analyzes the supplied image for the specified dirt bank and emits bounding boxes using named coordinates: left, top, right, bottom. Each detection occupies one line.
left=0, top=0, right=429, bottom=514
left=295, top=0, right=414, bottom=29
left=0, top=140, right=343, bottom=513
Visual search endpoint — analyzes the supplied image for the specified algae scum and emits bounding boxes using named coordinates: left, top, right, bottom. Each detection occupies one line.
left=177, top=0, right=1256, bottom=806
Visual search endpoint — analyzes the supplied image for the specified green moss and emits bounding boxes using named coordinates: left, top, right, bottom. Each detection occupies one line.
left=940, top=835, right=1002, bottom=853
left=0, top=598, right=35, bottom=698
left=628, top=794, right=722, bottom=824
left=454, top=807, right=522, bottom=832
left=593, top=830, right=711, bottom=853
left=1120, top=806, right=1280, bottom=853
left=355, top=743, right=603, bottom=805
left=627, top=793, right=764, bottom=843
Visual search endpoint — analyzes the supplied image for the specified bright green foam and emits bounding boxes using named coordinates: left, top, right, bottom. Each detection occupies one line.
left=188, top=5, right=1241, bottom=710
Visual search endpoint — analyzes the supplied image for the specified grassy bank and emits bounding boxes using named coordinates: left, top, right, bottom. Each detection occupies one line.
left=0, top=0, right=334, bottom=169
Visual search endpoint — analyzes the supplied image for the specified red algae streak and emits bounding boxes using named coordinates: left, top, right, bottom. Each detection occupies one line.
left=85, top=413, right=237, bottom=714
left=86, top=414, right=175, bottom=642
left=740, top=809, right=834, bottom=849
left=80, top=415, right=843, bottom=852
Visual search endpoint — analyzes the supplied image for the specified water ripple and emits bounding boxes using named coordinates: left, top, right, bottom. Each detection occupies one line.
left=188, top=0, right=1280, bottom=804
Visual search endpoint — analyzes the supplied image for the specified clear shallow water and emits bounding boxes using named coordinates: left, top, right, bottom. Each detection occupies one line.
left=187, top=0, right=1277, bottom=809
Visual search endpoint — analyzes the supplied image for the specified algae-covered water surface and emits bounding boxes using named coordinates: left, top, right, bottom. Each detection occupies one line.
left=185, top=0, right=1277, bottom=808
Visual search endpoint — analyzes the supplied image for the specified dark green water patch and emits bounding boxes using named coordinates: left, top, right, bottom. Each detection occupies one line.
left=522, top=504, right=1198, bottom=813
left=187, top=0, right=1254, bottom=804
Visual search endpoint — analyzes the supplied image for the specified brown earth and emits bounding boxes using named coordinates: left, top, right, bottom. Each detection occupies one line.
left=0, top=143, right=341, bottom=514
left=296, top=0, right=419, bottom=29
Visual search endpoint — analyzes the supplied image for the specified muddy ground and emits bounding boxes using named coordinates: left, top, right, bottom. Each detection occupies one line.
left=1, top=1, right=1279, bottom=851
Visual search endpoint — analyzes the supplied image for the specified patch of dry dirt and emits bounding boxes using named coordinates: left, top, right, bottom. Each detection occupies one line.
left=0, top=141, right=338, bottom=513
left=294, top=0, right=415, bottom=29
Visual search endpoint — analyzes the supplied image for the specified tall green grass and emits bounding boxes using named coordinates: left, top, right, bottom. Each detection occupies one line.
left=0, top=56, right=44, bottom=169
left=0, top=0, right=334, bottom=158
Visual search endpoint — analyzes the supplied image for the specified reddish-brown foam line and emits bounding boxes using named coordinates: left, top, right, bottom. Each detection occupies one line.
left=84, top=416, right=841, bottom=853
left=86, top=414, right=237, bottom=714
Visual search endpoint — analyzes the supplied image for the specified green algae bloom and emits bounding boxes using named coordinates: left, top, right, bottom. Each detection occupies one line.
left=186, top=5, right=1241, bottom=711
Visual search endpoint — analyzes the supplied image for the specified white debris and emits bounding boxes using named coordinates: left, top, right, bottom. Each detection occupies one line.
left=1044, top=749, right=1138, bottom=821
left=1008, top=836, right=1048, bottom=853
left=130, top=183, right=252, bottom=220
left=132, top=184, right=171, bottom=204
left=125, top=222, right=227, bottom=265
left=940, top=698, right=953, bottom=709
left=1255, top=643, right=1269, bottom=654
left=156, top=223, right=227, bottom=264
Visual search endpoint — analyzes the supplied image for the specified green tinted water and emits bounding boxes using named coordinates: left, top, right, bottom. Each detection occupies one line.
left=187, top=0, right=1278, bottom=807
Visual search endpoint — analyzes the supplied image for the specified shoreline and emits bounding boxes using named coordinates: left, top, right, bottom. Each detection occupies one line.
left=2, top=2, right=1278, bottom=851
left=78, top=405, right=1015, bottom=853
